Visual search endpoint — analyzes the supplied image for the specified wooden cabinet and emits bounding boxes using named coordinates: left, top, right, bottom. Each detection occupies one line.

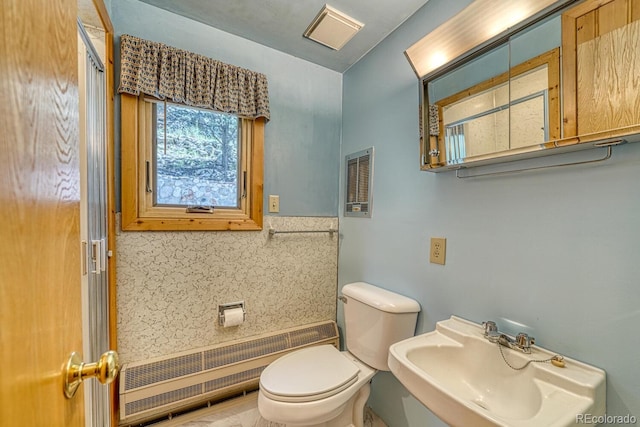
left=417, top=0, right=640, bottom=172
left=562, top=0, right=640, bottom=139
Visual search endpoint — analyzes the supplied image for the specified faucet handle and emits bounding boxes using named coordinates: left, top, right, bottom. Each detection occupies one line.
left=482, top=321, right=498, bottom=335
left=516, top=333, right=535, bottom=348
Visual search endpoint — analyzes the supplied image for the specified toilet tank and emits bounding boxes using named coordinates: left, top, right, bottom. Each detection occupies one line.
left=342, top=282, right=420, bottom=371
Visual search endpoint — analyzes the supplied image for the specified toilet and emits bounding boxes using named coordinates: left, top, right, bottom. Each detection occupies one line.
left=258, top=282, right=421, bottom=427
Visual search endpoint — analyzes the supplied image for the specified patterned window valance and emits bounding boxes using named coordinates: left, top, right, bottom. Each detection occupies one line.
left=118, top=34, right=270, bottom=120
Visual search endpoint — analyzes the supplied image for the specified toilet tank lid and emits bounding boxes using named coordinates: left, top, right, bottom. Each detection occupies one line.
left=342, top=282, right=420, bottom=313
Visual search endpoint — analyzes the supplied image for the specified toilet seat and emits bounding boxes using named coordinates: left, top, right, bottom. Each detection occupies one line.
left=259, top=345, right=360, bottom=403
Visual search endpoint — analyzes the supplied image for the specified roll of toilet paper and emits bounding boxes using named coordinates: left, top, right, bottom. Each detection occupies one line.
left=222, top=307, right=245, bottom=327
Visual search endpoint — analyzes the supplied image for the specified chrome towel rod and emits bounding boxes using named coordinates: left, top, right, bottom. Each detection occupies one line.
left=269, top=228, right=337, bottom=237
left=456, top=145, right=615, bottom=179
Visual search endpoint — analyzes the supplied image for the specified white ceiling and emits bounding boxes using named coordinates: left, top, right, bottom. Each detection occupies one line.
left=137, top=0, right=431, bottom=73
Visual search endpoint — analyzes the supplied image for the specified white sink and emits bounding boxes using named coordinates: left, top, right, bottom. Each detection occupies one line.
left=388, top=316, right=606, bottom=427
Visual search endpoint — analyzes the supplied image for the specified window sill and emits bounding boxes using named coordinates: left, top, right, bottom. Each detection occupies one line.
left=120, top=215, right=263, bottom=231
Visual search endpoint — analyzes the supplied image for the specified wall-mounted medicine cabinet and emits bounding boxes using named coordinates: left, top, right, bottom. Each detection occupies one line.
left=410, top=0, right=640, bottom=172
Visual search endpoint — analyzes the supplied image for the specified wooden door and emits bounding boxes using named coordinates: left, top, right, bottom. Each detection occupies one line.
left=0, top=0, right=85, bottom=425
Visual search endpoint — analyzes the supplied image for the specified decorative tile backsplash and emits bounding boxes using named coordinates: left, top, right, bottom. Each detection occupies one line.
left=116, top=215, right=338, bottom=363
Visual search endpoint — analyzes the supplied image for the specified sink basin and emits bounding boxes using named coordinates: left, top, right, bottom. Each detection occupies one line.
left=388, top=316, right=606, bottom=427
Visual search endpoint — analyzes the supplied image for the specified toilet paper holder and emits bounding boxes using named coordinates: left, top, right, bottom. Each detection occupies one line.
left=218, top=301, right=246, bottom=326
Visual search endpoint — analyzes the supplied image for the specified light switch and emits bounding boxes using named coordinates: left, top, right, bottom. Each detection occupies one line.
left=269, top=195, right=280, bottom=213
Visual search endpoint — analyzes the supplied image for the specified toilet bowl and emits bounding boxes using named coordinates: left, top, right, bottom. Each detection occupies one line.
left=257, top=282, right=421, bottom=427
left=258, top=345, right=375, bottom=426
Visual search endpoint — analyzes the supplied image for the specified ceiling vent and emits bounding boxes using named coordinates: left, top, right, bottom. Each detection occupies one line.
left=303, top=5, right=364, bottom=50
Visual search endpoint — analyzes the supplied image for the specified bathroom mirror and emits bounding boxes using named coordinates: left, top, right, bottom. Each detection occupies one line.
left=417, top=0, right=640, bottom=172
left=423, top=13, right=562, bottom=169
left=426, top=43, right=510, bottom=165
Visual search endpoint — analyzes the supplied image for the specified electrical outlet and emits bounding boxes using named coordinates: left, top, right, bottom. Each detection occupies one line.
left=430, top=237, right=446, bottom=265
left=268, top=195, right=280, bottom=213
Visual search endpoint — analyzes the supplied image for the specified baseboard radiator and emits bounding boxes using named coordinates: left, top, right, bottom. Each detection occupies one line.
left=119, top=320, right=339, bottom=425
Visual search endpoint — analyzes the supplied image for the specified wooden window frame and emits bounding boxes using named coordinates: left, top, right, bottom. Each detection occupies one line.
left=120, top=93, right=264, bottom=231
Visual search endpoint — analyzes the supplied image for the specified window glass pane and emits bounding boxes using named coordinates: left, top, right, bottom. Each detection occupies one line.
left=154, top=103, right=240, bottom=208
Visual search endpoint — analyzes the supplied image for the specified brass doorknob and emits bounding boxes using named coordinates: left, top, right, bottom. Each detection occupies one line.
left=63, top=350, right=119, bottom=399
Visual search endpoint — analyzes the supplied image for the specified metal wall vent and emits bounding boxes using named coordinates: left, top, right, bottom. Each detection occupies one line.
left=345, top=147, right=373, bottom=218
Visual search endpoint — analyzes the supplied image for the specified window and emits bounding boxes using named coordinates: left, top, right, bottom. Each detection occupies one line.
left=121, top=94, right=264, bottom=231
left=153, top=100, right=240, bottom=208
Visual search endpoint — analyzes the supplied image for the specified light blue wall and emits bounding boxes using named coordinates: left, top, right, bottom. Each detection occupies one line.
left=110, top=0, right=342, bottom=216
left=340, top=0, right=640, bottom=426
left=103, top=0, right=112, bottom=17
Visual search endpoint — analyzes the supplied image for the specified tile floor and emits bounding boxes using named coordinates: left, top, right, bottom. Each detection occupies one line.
left=152, top=392, right=387, bottom=427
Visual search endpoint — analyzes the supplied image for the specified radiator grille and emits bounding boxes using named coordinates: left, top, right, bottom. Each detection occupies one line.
left=204, top=366, right=266, bottom=392
left=119, top=321, right=339, bottom=425
left=124, top=353, right=202, bottom=391
left=345, top=148, right=373, bottom=218
left=204, top=333, right=289, bottom=369
left=124, top=385, right=201, bottom=416
left=289, top=321, right=336, bottom=347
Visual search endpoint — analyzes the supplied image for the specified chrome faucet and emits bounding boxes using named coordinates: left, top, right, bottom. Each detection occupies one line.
left=482, top=320, right=501, bottom=342
left=482, top=321, right=535, bottom=354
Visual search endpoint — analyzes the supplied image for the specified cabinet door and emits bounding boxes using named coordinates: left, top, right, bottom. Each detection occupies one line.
left=563, top=0, right=640, bottom=137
